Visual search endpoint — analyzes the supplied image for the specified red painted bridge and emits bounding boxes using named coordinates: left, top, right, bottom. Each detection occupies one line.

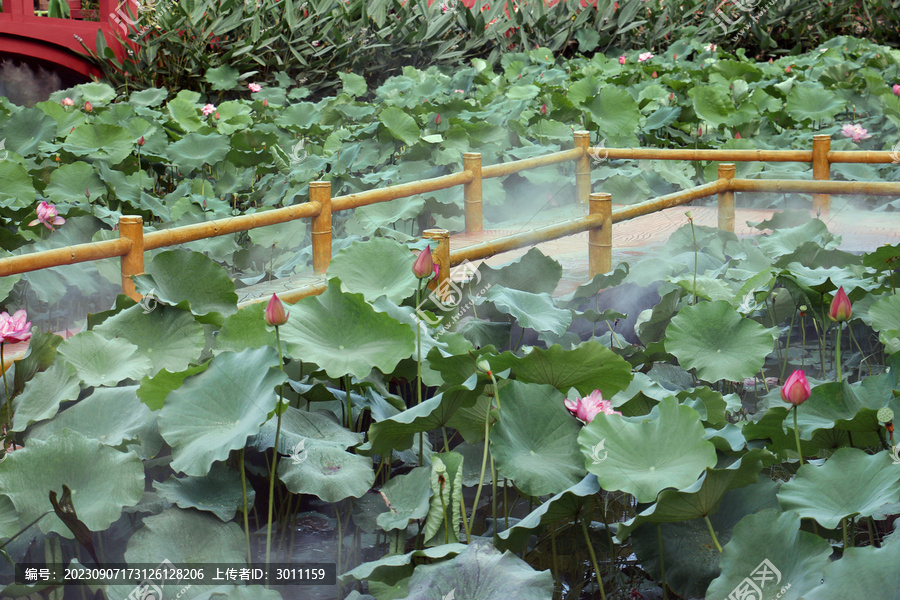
left=0, top=0, right=132, bottom=79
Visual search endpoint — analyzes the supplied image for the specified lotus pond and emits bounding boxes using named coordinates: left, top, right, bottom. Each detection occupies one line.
left=1, top=34, right=900, bottom=600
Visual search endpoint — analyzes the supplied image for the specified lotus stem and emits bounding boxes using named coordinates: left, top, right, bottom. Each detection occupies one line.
left=580, top=515, right=607, bottom=600
left=265, top=326, right=285, bottom=580
left=240, top=448, right=252, bottom=565
left=490, top=455, right=498, bottom=534
left=842, top=516, right=848, bottom=550
left=658, top=523, right=667, bottom=600
left=550, top=527, right=560, bottom=598
left=704, top=515, right=723, bottom=553
left=469, top=404, right=492, bottom=534
left=794, top=405, right=804, bottom=467
left=835, top=325, right=843, bottom=381
left=416, top=282, right=424, bottom=466
left=344, top=374, right=353, bottom=431
left=459, top=492, right=471, bottom=543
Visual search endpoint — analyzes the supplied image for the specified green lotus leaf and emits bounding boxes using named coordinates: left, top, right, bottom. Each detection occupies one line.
left=11, top=360, right=80, bottom=431
left=705, top=509, right=831, bottom=600
left=44, top=161, right=105, bottom=205
left=366, top=385, right=481, bottom=456
left=26, top=386, right=162, bottom=459
left=490, top=341, right=632, bottom=398
left=757, top=219, right=838, bottom=258
left=785, top=84, right=847, bottom=123
left=496, top=475, right=600, bottom=553
left=491, top=382, right=586, bottom=497
left=215, top=302, right=277, bottom=355
left=0, top=494, right=21, bottom=540
left=689, top=85, right=733, bottom=129
left=339, top=72, right=367, bottom=97
left=800, top=543, right=900, bottom=600
left=380, top=106, right=420, bottom=146
left=0, top=106, right=57, bottom=155
left=133, top=249, right=239, bottom=326
left=113, top=508, right=244, bottom=600
left=327, top=238, right=419, bottom=304
left=159, top=347, right=286, bottom=476
left=0, top=161, right=37, bottom=209
left=278, top=278, right=415, bottom=379
left=630, top=476, right=781, bottom=599
left=0, top=429, right=143, bottom=537
left=480, top=285, right=572, bottom=336
left=665, top=300, right=778, bottom=383
left=153, top=463, right=253, bottom=522
left=166, top=95, right=203, bottom=132
left=94, top=304, right=205, bottom=375
left=78, top=82, right=116, bottom=104
left=585, top=86, right=641, bottom=146
left=204, top=64, right=240, bottom=91
left=616, top=449, right=774, bottom=542
left=137, top=362, right=210, bottom=411
left=166, top=132, right=231, bottom=171
left=398, top=540, right=554, bottom=600
left=62, top=123, right=135, bottom=164
left=579, top=397, right=717, bottom=503
left=863, top=243, right=900, bottom=272
left=57, top=331, right=152, bottom=386
left=277, top=443, right=374, bottom=503
left=376, top=466, right=431, bottom=532
left=340, top=544, right=467, bottom=586
left=423, top=452, right=464, bottom=545
left=870, top=293, right=900, bottom=354
left=777, top=447, right=900, bottom=529
left=251, top=405, right=363, bottom=452
left=128, top=87, right=168, bottom=108
left=476, top=248, right=562, bottom=295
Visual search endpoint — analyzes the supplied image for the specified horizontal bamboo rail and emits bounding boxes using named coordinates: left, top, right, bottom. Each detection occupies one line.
left=2, top=130, right=895, bottom=309
left=0, top=238, right=132, bottom=278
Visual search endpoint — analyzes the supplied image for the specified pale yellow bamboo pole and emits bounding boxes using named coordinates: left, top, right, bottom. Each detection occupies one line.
left=589, top=193, right=612, bottom=277
left=463, top=153, right=483, bottom=233
left=310, top=181, right=332, bottom=273
left=717, top=164, right=736, bottom=233
left=119, top=215, right=144, bottom=301
left=812, top=134, right=831, bottom=215
left=574, top=131, right=591, bottom=206
left=423, top=229, right=450, bottom=299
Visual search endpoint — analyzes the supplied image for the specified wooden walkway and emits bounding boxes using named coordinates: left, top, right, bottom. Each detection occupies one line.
left=236, top=204, right=900, bottom=304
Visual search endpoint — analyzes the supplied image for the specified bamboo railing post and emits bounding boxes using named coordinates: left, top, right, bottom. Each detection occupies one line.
left=812, top=134, right=831, bottom=215
left=574, top=131, right=591, bottom=206
left=310, top=181, right=332, bottom=273
left=119, top=215, right=144, bottom=301
left=589, top=193, right=612, bottom=277
left=717, top=163, right=736, bottom=233
left=463, top=153, right=483, bottom=233
left=423, top=228, right=450, bottom=299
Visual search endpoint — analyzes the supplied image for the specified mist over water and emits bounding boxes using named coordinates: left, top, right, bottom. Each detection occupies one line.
left=0, top=60, right=64, bottom=107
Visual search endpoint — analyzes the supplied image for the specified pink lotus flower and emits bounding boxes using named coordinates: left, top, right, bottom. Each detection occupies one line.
left=893, top=84, right=900, bottom=96
left=828, top=286, right=852, bottom=322
left=264, top=294, right=289, bottom=326
left=201, top=104, right=216, bottom=116
left=0, top=310, right=31, bottom=344
left=618, top=55, right=626, bottom=65
left=565, top=390, right=621, bottom=423
left=61, top=97, right=74, bottom=107
left=28, top=201, right=65, bottom=231
left=781, top=370, right=810, bottom=406
left=413, top=246, right=435, bottom=279
left=248, top=83, right=262, bottom=92
left=638, top=52, right=654, bottom=62
left=841, top=124, right=871, bottom=142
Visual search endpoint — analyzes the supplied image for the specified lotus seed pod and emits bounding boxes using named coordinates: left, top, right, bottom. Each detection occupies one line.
left=877, top=407, right=894, bottom=423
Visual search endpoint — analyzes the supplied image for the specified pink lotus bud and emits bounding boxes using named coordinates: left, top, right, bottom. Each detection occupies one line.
left=435, top=114, right=441, bottom=125
left=893, top=84, right=900, bottom=96
left=61, top=97, right=74, bottom=107
left=828, top=286, right=852, bottom=322
left=84, top=101, right=93, bottom=112
left=669, top=93, right=674, bottom=101
left=785, top=65, right=792, bottom=73
left=137, top=136, right=145, bottom=146
left=781, top=370, right=810, bottom=406
left=540, top=104, right=547, bottom=115
left=735, top=131, right=741, bottom=139
left=652, top=71, right=657, bottom=78
left=215, top=112, right=220, bottom=120
left=412, top=246, right=435, bottom=279
left=264, top=294, right=289, bottom=326
left=618, top=55, right=626, bottom=65
left=262, top=98, right=268, bottom=107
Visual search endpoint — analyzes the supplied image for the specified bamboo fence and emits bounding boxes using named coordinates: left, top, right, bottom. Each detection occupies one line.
left=0, top=131, right=897, bottom=307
